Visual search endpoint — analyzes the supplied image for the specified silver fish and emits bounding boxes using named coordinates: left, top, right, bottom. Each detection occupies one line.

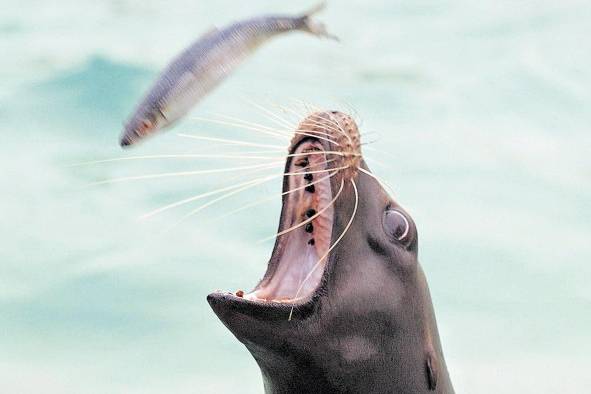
left=120, top=2, right=335, bottom=147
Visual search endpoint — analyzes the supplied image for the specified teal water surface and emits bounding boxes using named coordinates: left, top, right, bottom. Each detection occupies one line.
left=1, top=1, right=590, bottom=393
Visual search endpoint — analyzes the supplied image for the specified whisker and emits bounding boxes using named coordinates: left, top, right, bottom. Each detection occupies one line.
left=273, top=104, right=335, bottom=138
left=221, top=155, right=337, bottom=180
left=88, top=161, right=285, bottom=186
left=301, top=115, right=344, bottom=138
left=283, top=151, right=346, bottom=161
left=361, top=138, right=380, bottom=146
left=364, top=156, right=390, bottom=169
left=177, top=134, right=285, bottom=150
left=283, top=161, right=347, bottom=176
left=211, top=113, right=292, bottom=135
left=340, top=100, right=363, bottom=128
left=210, top=101, right=343, bottom=147
left=361, top=144, right=389, bottom=152
left=293, top=128, right=340, bottom=146
left=274, top=100, right=312, bottom=126
left=306, top=106, right=357, bottom=143
left=272, top=101, right=307, bottom=120
left=222, top=157, right=339, bottom=185
left=214, top=170, right=340, bottom=221
left=163, top=174, right=278, bottom=233
left=285, top=107, right=342, bottom=140
left=209, top=110, right=341, bottom=146
left=76, top=149, right=346, bottom=168
left=257, top=178, right=345, bottom=243
left=359, top=130, right=380, bottom=139
left=286, top=98, right=321, bottom=116
left=293, top=108, right=345, bottom=137
left=72, top=153, right=288, bottom=166
left=245, top=98, right=296, bottom=130
left=223, top=160, right=282, bottom=184
left=152, top=157, right=339, bottom=226
left=288, top=177, right=359, bottom=321
left=358, top=167, right=396, bottom=196
left=189, top=115, right=291, bottom=140
left=299, top=112, right=353, bottom=147
left=140, top=174, right=282, bottom=220
left=326, top=112, right=353, bottom=144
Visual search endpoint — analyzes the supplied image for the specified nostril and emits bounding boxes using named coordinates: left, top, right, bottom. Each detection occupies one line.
left=295, top=158, right=309, bottom=167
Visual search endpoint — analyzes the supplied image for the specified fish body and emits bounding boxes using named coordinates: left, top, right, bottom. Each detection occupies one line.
left=121, top=3, right=334, bottom=147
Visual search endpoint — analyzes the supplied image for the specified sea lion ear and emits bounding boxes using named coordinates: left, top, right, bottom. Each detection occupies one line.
left=425, top=349, right=439, bottom=391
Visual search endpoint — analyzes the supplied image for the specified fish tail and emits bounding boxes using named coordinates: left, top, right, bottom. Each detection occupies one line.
left=299, top=1, right=339, bottom=41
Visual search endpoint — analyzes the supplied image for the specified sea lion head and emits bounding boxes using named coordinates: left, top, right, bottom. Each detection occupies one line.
left=208, top=111, right=453, bottom=393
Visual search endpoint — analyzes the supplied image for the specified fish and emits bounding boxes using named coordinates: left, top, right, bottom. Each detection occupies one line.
left=120, top=2, right=336, bottom=148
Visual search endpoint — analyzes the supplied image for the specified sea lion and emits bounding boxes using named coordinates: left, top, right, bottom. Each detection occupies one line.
left=208, top=111, right=454, bottom=393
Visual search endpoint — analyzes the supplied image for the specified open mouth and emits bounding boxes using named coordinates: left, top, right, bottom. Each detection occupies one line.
left=242, top=138, right=335, bottom=304
left=209, top=111, right=361, bottom=318
left=211, top=136, right=337, bottom=309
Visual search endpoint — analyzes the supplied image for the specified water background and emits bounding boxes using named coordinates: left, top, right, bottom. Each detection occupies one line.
left=1, top=1, right=590, bottom=392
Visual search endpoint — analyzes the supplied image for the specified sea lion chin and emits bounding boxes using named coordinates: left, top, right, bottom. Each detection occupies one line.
left=207, top=111, right=454, bottom=393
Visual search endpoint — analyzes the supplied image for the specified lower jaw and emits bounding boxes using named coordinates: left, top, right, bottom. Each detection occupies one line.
left=207, top=289, right=319, bottom=323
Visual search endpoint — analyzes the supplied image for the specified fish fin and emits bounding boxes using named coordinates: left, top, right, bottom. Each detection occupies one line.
left=300, top=1, right=339, bottom=41
left=303, top=0, right=327, bottom=16
left=200, top=26, right=219, bottom=40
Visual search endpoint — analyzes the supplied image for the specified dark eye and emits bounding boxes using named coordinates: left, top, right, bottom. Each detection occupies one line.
left=383, top=209, right=410, bottom=241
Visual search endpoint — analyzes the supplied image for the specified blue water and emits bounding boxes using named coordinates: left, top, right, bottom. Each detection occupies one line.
left=1, top=1, right=590, bottom=392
